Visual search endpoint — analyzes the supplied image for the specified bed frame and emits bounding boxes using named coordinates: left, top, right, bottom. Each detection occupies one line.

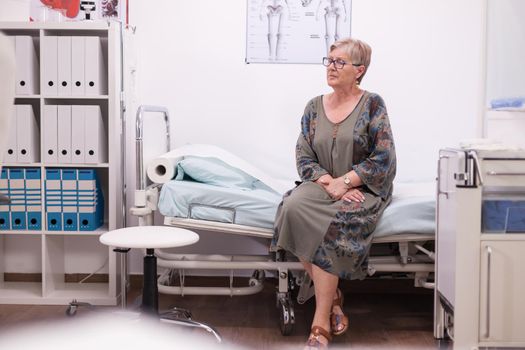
left=130, top=105, right=435, bottom=335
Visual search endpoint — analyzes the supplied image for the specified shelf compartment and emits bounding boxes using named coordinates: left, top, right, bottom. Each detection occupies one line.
left=0, top=234, right=43, bottom=300
left=43, top=235, right=114, bottom=305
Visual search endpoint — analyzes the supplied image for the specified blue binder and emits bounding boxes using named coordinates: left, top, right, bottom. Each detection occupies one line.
left=45, top=168, right=62, bottom=231
left=9, top=168, right=26, bottom=230
left=0, top=169, right=9, bottom=230
left=25, top=168, right=42, bottom=230
left=78, top=169, right=104, bottom=231
left=61, top=169, right=78, bottom=231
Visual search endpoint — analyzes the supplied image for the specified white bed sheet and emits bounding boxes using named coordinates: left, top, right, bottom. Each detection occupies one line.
left=158, top=180, right=436, bottom=237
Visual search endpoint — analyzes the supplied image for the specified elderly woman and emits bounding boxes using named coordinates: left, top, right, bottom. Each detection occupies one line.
left=271, top=37, right=396, bottom=348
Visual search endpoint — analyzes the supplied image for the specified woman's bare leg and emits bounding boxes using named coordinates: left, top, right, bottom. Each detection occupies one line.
left=311, top=264, right=338, bottom=333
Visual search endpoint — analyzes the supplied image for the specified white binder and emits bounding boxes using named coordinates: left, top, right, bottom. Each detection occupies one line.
left=85, top=36, right=107, bottom=95
left=41, top=36, right=58, bottom=96
left=4, top=106, right=17, bottom=163
left=84, top=105, right=107, bottom=163
left=71, top=36, right=85, bottom=96
left=57, top=105, right=72, bottom=163
left=71, top=105, right=85, bottom=163
left=15, top=36, right=39, bottom=95
left=57, top=36, right=72, bottom=96
left=42, top=105, right=58, bottom=163
left=16, top=105, right=39, bottom=163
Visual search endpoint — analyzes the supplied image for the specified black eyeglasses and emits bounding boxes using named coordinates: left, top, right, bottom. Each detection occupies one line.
left=322, top=57, right=362, bottom=69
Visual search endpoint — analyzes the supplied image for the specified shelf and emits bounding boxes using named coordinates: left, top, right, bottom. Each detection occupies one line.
left=43, top=163, right=110, bottom=168
left=0, top=282, right=42, bottom=303
left=2, top=163, right=109, bottom=168
left=0, top=21, right=111, bottom=31
left=2, top=163, right=42, bottom=167
left=0, top=230, right=44, bottom=236
left=15, top=95, right=40, bottom=99
left=1, top=227, right=109, bottom=236
left=43, top=95, right=109, bottom=100
left=44, top=226, right=109, bottom=236
left=0, top=282, right=115, bottom=305
left=45, top=282, right=115, bottom=305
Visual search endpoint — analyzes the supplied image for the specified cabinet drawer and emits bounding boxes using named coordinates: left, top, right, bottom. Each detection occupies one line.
left=482, top=160, right=525, bottom=186
left=479, top=241, right=525, bottom=343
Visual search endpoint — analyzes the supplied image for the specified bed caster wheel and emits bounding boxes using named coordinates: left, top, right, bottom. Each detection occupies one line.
left=65, top=305, right=77, bottom=317
left=278, top=297, right=294, bottom=336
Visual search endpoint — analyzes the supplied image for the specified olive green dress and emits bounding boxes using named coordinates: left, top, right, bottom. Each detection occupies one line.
left=271, top=92, right=396, bottom=280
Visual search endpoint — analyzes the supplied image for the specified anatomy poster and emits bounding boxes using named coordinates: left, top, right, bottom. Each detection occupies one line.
left=246, top=0, right=352, bottom=64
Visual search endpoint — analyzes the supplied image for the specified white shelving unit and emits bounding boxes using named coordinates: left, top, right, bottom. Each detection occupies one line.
left=0, top=21, right=126, bottom=305
left=483, top=0, right=525, bottom=148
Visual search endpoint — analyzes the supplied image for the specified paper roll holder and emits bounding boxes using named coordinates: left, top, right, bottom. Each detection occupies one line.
left=132, top=105, right=171, bottom=226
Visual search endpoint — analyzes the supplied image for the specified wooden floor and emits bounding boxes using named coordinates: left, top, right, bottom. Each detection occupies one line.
left=0, top=277, right=453, bottom=349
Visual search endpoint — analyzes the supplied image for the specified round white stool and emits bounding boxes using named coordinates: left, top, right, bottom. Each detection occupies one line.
left=99, top=226, right=221, bottom=342
left=100, top=226, right=198, bottom=313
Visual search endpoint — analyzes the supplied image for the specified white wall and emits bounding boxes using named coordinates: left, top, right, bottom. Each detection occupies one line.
left=486, top=0, right=525, bottom=101
left=0, top=0, right=29, bottom=21
left=1, top=0, right=485, bottom=274
left=129, top=0, right=484, bottom=184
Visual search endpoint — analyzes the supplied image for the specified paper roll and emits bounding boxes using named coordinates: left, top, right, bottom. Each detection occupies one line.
left=146, top=150, right=184, bottom=184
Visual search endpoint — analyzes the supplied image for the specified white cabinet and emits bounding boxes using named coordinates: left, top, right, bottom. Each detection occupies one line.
left=0, top=21, right=128, bottom=305
left=435, top=149, right=525, bottom=350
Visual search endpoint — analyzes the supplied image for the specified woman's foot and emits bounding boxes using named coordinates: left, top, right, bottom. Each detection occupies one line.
left=305, top=326, right=332, bottom=349
left=330, top=288, right=349, bottom=336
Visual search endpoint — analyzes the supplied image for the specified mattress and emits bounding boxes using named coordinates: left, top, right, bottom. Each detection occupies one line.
left=158, top=180, right=436, bottom=237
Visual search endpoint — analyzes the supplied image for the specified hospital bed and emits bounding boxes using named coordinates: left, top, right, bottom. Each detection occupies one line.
left=130, top=106, right=436, bottom=335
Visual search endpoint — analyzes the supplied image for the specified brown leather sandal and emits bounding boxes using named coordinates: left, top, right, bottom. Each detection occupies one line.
left=330, top=288, right=349, bottom=336
left=305, top=325, right=332, bottom=349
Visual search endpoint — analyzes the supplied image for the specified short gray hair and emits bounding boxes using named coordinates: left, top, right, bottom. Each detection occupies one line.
left=330, top=38, right=372, bottom=84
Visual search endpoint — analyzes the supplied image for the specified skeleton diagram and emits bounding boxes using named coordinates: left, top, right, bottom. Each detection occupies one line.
left=316, top=0, right=348, bottom=53
left=259, top=0, right=290, bottom=60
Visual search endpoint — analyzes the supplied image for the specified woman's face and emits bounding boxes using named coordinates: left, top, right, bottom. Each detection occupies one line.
left=325, top=47, right=359, bottom=89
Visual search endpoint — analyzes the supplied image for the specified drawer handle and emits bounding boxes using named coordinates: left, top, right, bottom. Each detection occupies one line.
left=485, top=246, right=492, bottom=339
left=487, top=171, right=525, bottom=176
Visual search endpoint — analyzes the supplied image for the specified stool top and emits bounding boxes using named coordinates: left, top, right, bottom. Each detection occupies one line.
left=99, top=226, right=199, bottom=249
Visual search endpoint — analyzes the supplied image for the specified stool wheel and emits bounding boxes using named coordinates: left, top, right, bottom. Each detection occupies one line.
left=66, top=305, right=77, bottom=317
